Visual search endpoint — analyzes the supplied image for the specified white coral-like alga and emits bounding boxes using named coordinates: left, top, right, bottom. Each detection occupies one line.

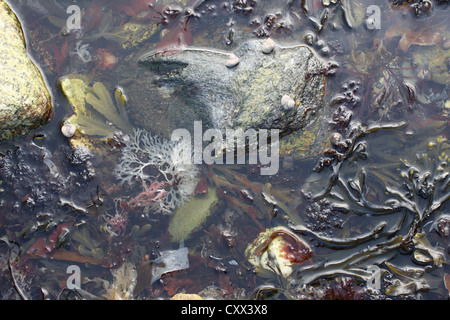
left=115, top=128, right=198, bottom=214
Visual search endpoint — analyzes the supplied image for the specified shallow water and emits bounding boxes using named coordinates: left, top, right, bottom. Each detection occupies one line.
left=0, top=0, right=449, bottom=300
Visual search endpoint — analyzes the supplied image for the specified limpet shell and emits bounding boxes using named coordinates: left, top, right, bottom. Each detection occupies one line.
left=262, top=38, right=276, bottom=54
left=225, top=53, right=240, bottom=68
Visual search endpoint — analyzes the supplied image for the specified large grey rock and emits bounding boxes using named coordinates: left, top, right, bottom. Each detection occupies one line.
left=126, top=39, right=327, bottom=138
left=0, top=1, right=53, bottom=141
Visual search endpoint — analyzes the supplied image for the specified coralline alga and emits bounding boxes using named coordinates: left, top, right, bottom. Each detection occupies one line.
left=114, top=128, right=199, bottom=214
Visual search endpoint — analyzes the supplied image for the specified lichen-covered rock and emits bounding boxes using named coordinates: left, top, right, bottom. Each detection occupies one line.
left=0, top=1, right=52, bottom=140
left=136, top=39, right=327, bottom=137
left=279, top=115, right=329, bottom=160
left=120, top=19, right=160, bottom=50
left=413, top=44, right=450, bottom=86
left=170, top=293, right=203, bottom=300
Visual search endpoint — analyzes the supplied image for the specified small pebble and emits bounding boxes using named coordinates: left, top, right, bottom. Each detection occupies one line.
left=443, top=38, right=450, bottom=50
left=226, top=53, right=240, bottom=68
left=422, top=0, right=432, bottom=12
left=281, top=95, right=295, bottom=110
left=315, top=40, right=325, bottom=49
left=319, top=47, right=330, bottom=57
left=61, top=122, right=76, bottom=138
left=262, top=38, right=276, bottom=54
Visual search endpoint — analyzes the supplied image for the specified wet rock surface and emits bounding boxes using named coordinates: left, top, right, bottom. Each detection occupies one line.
left=0, top=1, right=52, bottom=141
left=126, top=39, right=327, bottom=138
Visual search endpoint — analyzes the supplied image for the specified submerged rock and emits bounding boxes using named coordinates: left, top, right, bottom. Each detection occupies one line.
left=0, top=1, right=52, bottom=140
left=136, top=39, right=327, bottom=137
left=413, top=44, right=450, bottom=86
left=245, top=226, right=312, bottom=278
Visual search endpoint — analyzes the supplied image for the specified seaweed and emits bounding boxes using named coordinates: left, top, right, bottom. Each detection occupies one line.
left=312, top=121, right=407, bottom=200
left=208, top=165, right=304, bottom=226
left=384, top=261, right=430, bottom=296
left=389, top=146, right=449, bottom=240
left=73, top=83, right=132, bottom=138
left=59, top=76, right=133, bottom=139
left=295, top=235, right=404, bottom=285
left=82, top=10, right=129, bottom=44
left=114, top=128, right=199, bottom=214
left=291, top=220, right=388, bottom=250
left=296, top=132, right=449, bottom=292
left=84, top=83, right=133, bottom=134
left=71, top=224, right=105, bottom=260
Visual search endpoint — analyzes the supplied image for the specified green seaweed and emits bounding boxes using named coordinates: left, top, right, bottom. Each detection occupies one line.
left=71, top=225, right=105, bottom=260
left=85, top=82, right=133, bottom=134
left=340, top=0, right=365, bottom=29
left=75, top=113, right=122, bottom=138
left=130, top=224, right=152, bottom=241
left=59, top=76, right=133, bottom=139
left=58, top=74, right=91, bottom=114
left=168, top=187, right=219, bottom=243
left=296, top=235, right=404, bottom=285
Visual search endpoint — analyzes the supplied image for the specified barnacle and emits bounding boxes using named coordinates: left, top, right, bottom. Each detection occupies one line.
left=114, top=128, right=199, bottom=214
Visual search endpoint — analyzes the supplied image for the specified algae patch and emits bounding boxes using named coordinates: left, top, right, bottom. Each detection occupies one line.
left=168, top=187, right=219, bottom=242
left=58, top=75, right=133, bottom=141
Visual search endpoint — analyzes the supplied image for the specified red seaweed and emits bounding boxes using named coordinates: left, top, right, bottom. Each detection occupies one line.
left=113, top=0, right=155, bottom=17
left=194, top=176, right=208, bottom=194
left=53, top=40, right=68, bottom=75
left=155, top=22, right=192, bottom=56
